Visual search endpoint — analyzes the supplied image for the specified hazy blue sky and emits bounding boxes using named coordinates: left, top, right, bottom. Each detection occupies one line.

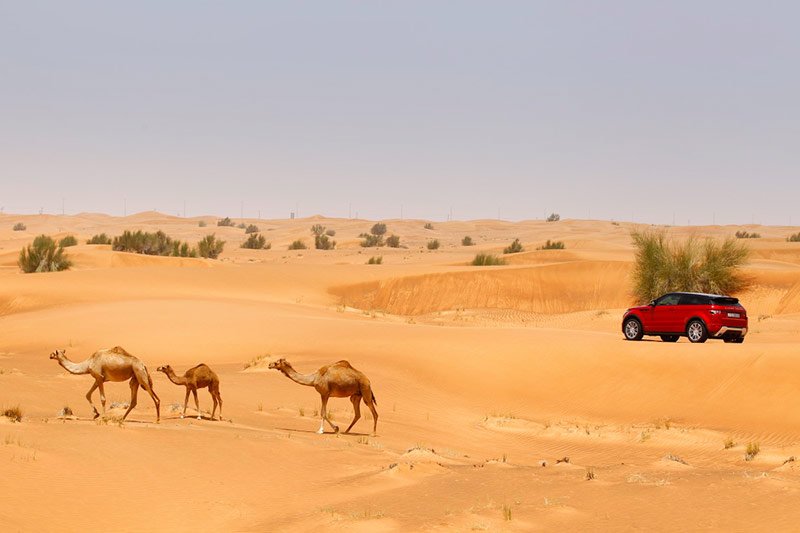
left=1, top=1, right=798, bottom=224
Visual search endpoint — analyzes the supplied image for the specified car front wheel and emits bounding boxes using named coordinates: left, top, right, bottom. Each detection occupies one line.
left=623, top=318, right=644, bottom=341
left=686, top=320, right=708, bottom=343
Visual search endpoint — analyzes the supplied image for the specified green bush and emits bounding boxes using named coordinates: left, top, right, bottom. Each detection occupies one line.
left=359, top=233, right=384, bottom=247
left=539, top=240, right=565, bottom=250
left=18, top=235, right=72, bottom=273
left=471, top=253, right=506, bottom=266
left=172, top=241, right=197, bottom=257
left=245, top=224, right=259, bottom=234
left=288, top=239, right=307, bottom=250
left=198, top=234, right=225, bottom=259
left=311, top=224, right=326, bottom=236
left=217, top=217, right=235, bottom=227
left=58, top=235, right=78, bottom=247
left=788, top=232, right=800, bottom=242
left=503, top=238, right=523, bottom=254
left=386, top=234, right=401, bottom=248
left=367, top=256, right=383, bottom=265
left=13, top=223, right=26, bottom=231
left=198, top=220, right=207, bottom=227
left=546, top=213, right=560, bottom=222
left=314, top=234, right=335, bottom=250
left=631, top=229, right=750, bottom=303
left=462, top=236, right=474, bottom=246
left=86, top=233, right=112, bottom=245
left=370, top=223, right=387, bottom=236
left=241, top=233, right=269, bottom=249
left=735, top=231, right=760, bottom=239
left=113, top=230, right=174, bottom=255
left=427, top=239, right=440, bottom=250
left=424, top=222, right=434, bottom=230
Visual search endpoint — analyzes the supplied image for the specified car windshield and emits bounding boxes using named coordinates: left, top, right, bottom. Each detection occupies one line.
left=656, top=294, right=681, bottom=306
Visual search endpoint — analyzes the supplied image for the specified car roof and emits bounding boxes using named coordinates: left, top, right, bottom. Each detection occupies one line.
left=664, top=292, right=730, bottom=298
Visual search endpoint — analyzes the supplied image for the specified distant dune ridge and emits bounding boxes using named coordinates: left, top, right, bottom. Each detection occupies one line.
left=1, top=212, right=800, bottom=530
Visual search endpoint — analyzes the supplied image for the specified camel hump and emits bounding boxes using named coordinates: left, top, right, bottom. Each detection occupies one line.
left=333, top=360, right=352, bottom=368
left=109, top=346, right=133, bottom=356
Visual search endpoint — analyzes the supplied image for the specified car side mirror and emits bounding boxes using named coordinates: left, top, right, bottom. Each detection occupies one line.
left=649, top=300, right=656, bottom=307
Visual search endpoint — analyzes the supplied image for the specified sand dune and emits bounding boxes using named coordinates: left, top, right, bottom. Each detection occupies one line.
left=1, top=214, right=800, bottom=531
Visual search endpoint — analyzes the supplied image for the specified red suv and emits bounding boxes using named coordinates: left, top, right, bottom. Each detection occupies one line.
left=622, top=292, right=748, bottom=343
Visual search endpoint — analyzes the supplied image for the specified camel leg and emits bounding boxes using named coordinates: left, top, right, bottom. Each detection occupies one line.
left=209, top=388, right=218, bottom=421
left=122, top=379, right=139, bottom=421
left=97, top=381, right=107, bottom=415
left=86, top=380, right=101, bottom=419
left=345, top=394, right=362, bottom=434
left=192, top=389, right=201, bottom=419
left=214, top=387, right=223, bottom=421
left=364, top=392, right=379, bottom=436
left=135, top=368, right=161, bottom=422
left=319, top=395, right=339, bottom=434
left=182, top=388, right=190, bottom=419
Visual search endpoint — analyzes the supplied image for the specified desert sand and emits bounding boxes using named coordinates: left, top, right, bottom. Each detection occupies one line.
left=2, top=213, right=800, bottom=531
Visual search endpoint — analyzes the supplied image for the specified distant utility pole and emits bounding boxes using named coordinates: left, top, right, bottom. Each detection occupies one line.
left=183, top=200, right=186, bottom=218
left=241, top=201, right=244, bottom=219
left=124, top=198, right=127, bottom=217
left=349, top=202, right=352, bottom=219
left=61, top=197, right=65, bottom=215
left=258, top=209, right=261, bottom=220
left=400, top=205, right=403, bottom=220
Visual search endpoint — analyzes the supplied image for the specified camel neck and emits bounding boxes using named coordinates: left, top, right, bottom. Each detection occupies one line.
left=282, top=366, right=316, bottom=387
left=165, top=370, right=187, bottom=386
left=58, top=356, right=90, bottom=375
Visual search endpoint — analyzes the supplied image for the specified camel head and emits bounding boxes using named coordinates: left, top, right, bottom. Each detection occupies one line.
left=156, top=365, right=173, bottom=374
left=268, top=358, right=290, bottom=372
left=49, top=349, right=65, bottom=361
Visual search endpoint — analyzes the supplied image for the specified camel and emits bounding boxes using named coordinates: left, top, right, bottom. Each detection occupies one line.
left=156, top=364, right=222, bottom=420
left=268, top=358, right=378, bottom=435
left=49, top=347, right=160, bottom=422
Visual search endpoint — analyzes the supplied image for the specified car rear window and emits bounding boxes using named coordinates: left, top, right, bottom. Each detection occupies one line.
left=711, top=296, right=741, bottom=307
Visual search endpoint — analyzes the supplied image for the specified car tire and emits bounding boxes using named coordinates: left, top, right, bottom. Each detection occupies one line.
left=686, top=319, right=708, bottom=343
left=623, top=318, right=644, bottom=341
left=660, top=335, right=679, bottom=343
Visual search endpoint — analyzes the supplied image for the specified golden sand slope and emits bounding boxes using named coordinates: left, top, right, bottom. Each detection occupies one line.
left=1, top=214, right=800, bottom=531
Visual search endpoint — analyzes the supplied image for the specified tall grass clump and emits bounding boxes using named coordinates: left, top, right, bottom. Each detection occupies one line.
left=2, top=405, right=22, bottom=422
left=86, top=233, right=112, bottom=245
left=539, top=239, right=565, bottom=250
left=197, top=234, right=225, bottom=258
left=735, top=230, right=760, bottom=239
left=58, top=235, right=78, bottom=247
left=503, top=238, right=523, bottom=254
left=462, top=236, right=474, bottom=246
left=19, top=235, right=72, bottom=273
left=788, top=232, right=800, bottom=242
left=427, top=239, right=440, bottom=250
left=386, top=234, right=401, bottom=248
left=745, top=442, right=760, bottom=461
left=471, top=253, right=506, bottom=266
left=241, top=233, right=269, bottom=249
left=13, top=222, right=26, bottom=231
left=217, top=217, right=235, bottom=227
left=546, top=213, right=560, bottom=222
left=631, top=229, right=750, bottom=303
left=367, top=256, right=383, bottom=265
left=245, top=224, right=259, bottom=234
left=288, top=239, right=307, bottom=250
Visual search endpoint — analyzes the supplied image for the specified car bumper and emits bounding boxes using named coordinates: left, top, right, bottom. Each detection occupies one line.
left=711, top=326, right=747, bottom=338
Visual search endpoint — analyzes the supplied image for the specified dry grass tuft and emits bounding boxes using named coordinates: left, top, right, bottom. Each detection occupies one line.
left=2, top=406, right=22, bottom=422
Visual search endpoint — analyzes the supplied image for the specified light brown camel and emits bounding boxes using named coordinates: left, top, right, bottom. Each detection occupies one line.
left=156, top=364, right=222, bottom=420
left=49, top=347, right=160, bottom=422
left=268, top=358, right=378, bottom=435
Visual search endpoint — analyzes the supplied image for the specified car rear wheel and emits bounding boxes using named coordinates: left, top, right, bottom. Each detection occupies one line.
left=686, top=320, right=708, bottom=343
left=623, top=318, right=643, bottom=341
left=660, top=335, right=679, bottom=342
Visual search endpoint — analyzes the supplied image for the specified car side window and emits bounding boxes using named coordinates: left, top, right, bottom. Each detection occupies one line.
left=656, top=294, right=681, bottom=306
left=679, top=294, right=706, bottom=305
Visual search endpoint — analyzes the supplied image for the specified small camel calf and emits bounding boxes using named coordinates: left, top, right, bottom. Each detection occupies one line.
left=157, top=364, right=222, bottom=421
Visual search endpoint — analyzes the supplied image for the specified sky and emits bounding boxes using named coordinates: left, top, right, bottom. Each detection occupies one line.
left=1, top=1, right=798, bottom=225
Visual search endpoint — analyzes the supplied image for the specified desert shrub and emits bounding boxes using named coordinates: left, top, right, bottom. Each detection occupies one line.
left=245, top=224, right=259, bottom=234
left=631, top=229, right=750, bottom=303
left=86, top=233, right=112, bottom=245
left=788, top=232, right=800, bottom=242
left=386, top=234, right=401, bottom=248
left=325, top=229, right=336, bottom=237
left=503, top=238, right=524, bottom=254
left=735, top=230, right=760, bottom=239
left=288, top=239, right=307, bottom=250
left=235, top=223, right=245, bottom=229
left=18, top=235, right=72, bottom=273
left=472, top=253, right=506, bottom=266
left=2, top=405, right=22, bottom=422
left=113, top=230, right=177, bottom=256
left=367, top=256, right=383, bottom=264
left=315, top=234, right=335, bottom=250
left=359, top=233, right=384, bottom=247
left=370, top=223, right=387, bottom=236
left=198, top=220, right=207, bottom=227
left=462, top=236, right=474, bottom=246
left=241, top=233, right=268, bottom=249
left=546, top=213, right=560, bottom=222
left=217, top=217, right=235, bottom=227
left=13, top=222, right=26, bottom=231
left=197, top=234, right=225, bottom=259
left=58, top=235, right=78, bottom=247
left=745, top=442, right=760, bottom=461
left=424, top=222, right=434, bottom=230
left=539, top=240, right=565, bottom=250
left=171, top=241, right=197, bottom=257
left=427, top=239, right=440, bottom=250
left=311, top=224, right=326, bottom=236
